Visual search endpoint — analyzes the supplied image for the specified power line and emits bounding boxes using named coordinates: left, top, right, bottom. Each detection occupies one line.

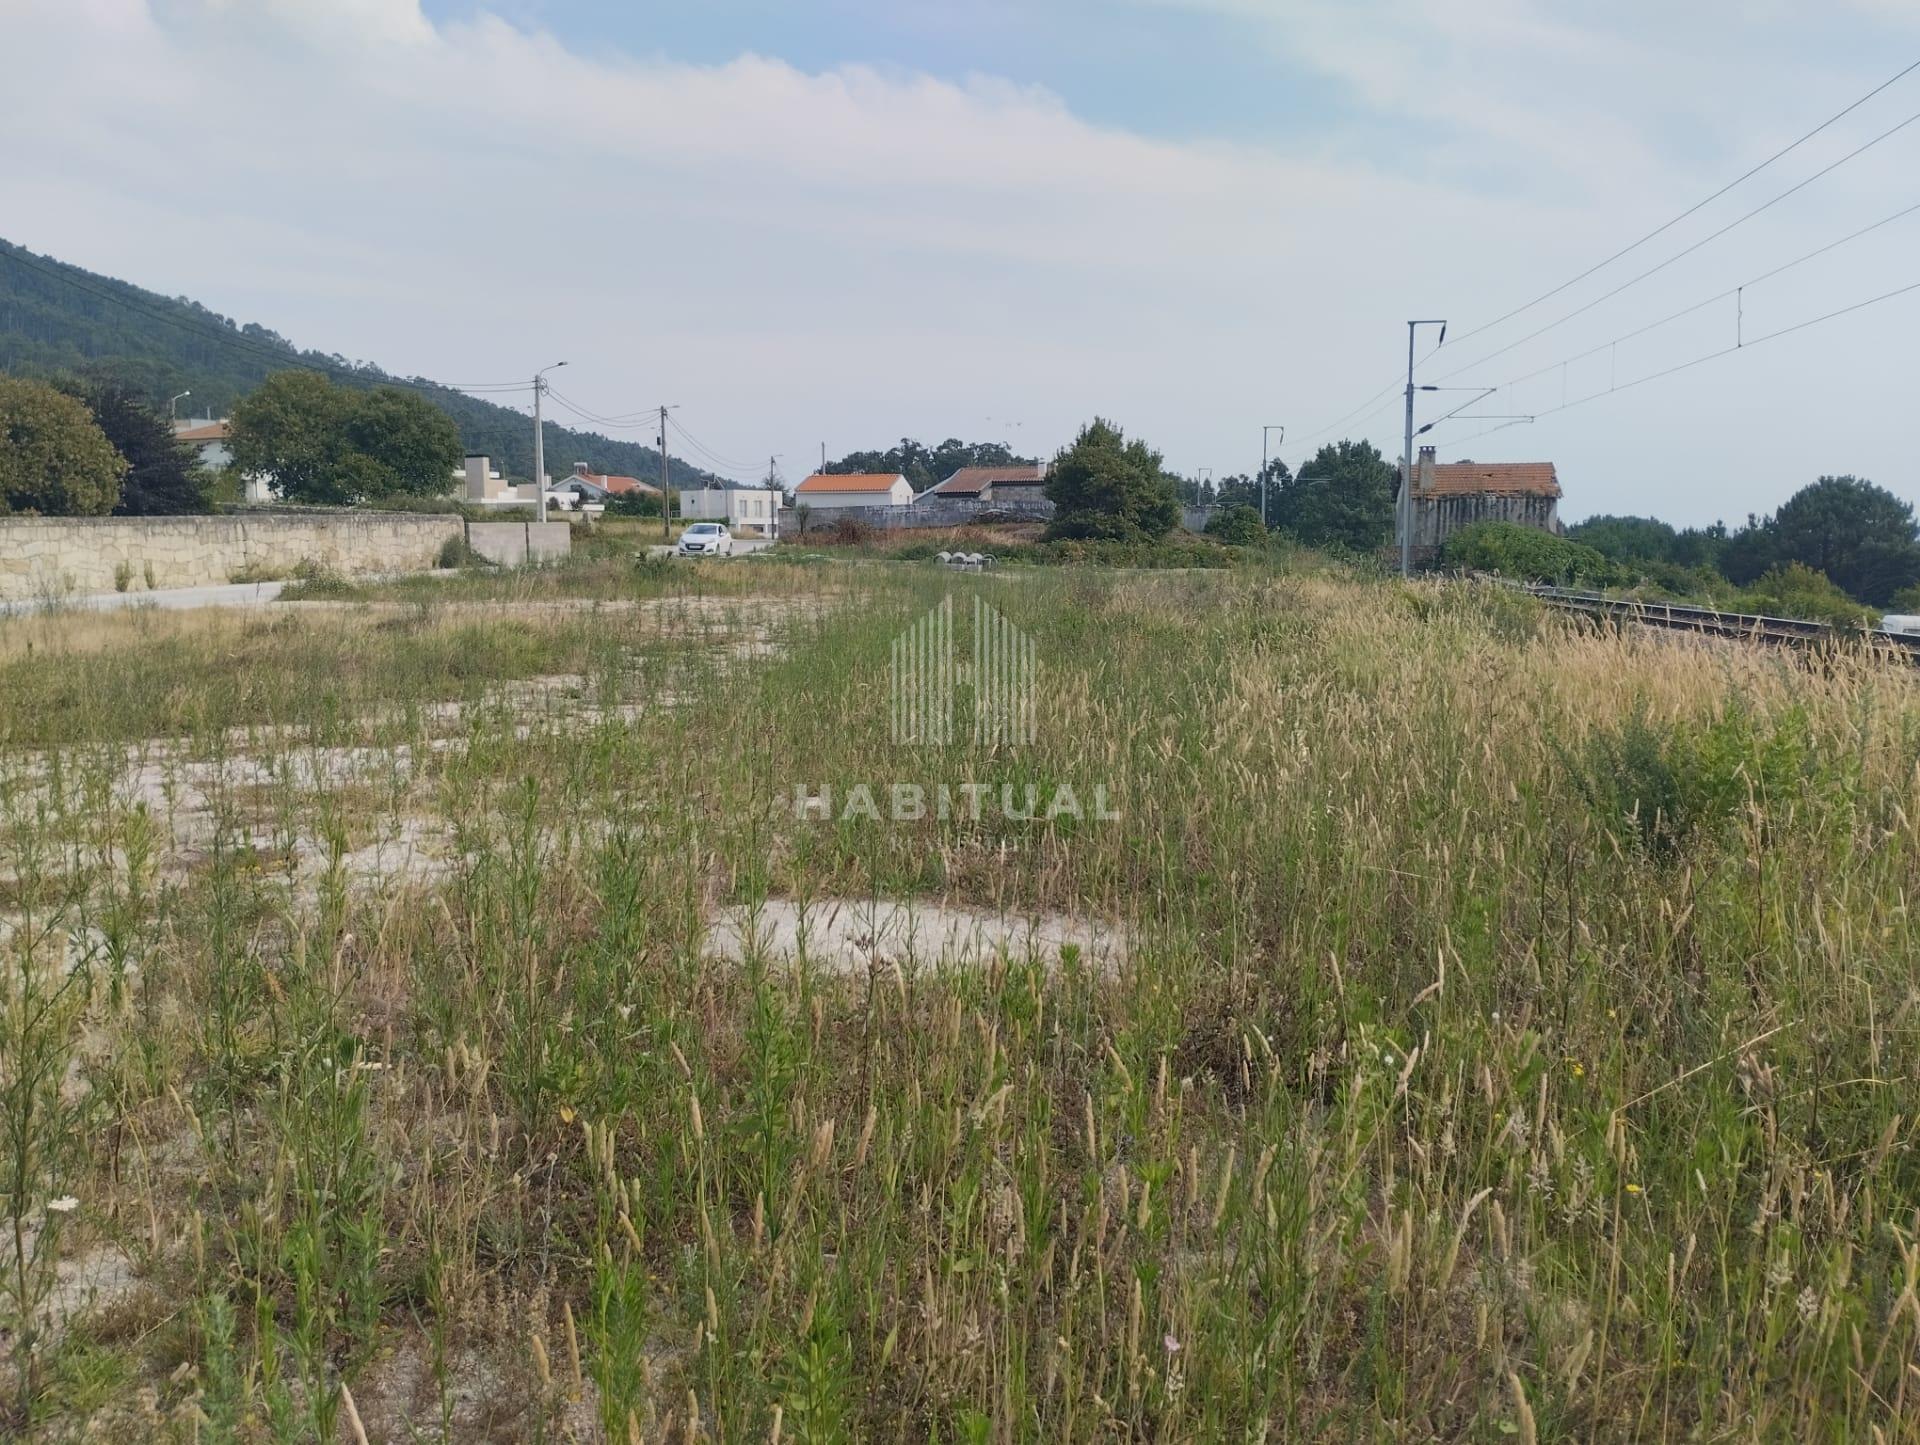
left=1440, top=56, right=1920, bottom=352
left=1297, top=60, right=1920, bottom=456
left=1482, top=195, right=1920, bottom=397
left=1431, top=104, right=1920, bottom=384
left=1444, top=275, right=1920, bottom=447
left=668, top=414, right=758, bottom=473
left=0, top=244, right=529, bottom=399
left=543, top=387, right=662, bottom=432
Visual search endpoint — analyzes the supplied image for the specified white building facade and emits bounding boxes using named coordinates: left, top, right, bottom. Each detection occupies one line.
left=793, top=473, right=914, bottom=509
left=680, top=485, right=781, bottom=532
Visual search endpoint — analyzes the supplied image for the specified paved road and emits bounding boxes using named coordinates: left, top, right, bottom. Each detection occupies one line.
left=0, top=579, right=288, bottom=617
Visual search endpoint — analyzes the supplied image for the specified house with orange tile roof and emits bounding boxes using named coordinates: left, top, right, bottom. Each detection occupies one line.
left=174, top=418, right=280, bottom=502
left=566, top=462, right=660, bottom=498
left=1398, top=445, right=1563, bottom=557
left=794, top=472, right=915, bottom=509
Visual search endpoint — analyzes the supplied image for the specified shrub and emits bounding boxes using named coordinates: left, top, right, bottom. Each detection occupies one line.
left=1441, top=521, right=1614, bottom=586
left=1204, top=504, right=1266, bottom=546
left=437, top=533, right=489, bottom=569
left=1568, top=702, right=1814, bottom=859
left=603, top=493, right=666, bottom=518
left=827, top=516, right=875, bottom=546
left=1737, top=562, right=1877, bottom=629
left=277, top=565, right=363, bottom=602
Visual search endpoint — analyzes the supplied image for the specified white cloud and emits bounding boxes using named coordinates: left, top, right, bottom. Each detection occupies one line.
left=1, top=0, right=1916, bottom=520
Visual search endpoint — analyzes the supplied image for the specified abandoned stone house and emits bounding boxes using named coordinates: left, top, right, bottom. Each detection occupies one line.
left=1397, top=445, right=1563, bottom=559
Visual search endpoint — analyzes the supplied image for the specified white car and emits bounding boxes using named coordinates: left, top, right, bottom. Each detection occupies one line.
left=676, top=522, right=734, bottom=558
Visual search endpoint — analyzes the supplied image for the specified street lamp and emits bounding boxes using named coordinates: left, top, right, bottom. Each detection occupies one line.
left=169, top=390, right=191, bottom=425
left=1260, top=425, right=1284, bottom=527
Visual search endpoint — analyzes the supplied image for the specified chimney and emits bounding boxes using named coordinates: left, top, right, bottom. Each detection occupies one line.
left=1417, top=445, right=1436, bottom=493
left=464, top=454, right=490, bottom=500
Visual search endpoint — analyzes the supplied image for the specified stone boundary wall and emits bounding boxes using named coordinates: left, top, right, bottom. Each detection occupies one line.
left=0, top=512, right=464, bottom=601
left=782, top=497, right=1053, bottom=536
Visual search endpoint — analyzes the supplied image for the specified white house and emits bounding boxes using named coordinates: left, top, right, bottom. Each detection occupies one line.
left=680, top=484, right=780, bottom=533
left=177, top=418, right=278, bottom=502
left=794, top=472, right=914, bottom=509
left=175, top=419, right=233, bottom=470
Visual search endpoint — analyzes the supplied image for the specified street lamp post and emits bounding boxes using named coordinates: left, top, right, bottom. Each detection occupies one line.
left=169, top=391, right=191, bottom=425
left=1260, top=425, right=1284, bottom=527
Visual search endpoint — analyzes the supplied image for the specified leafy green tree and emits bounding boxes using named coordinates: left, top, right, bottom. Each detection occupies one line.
left=345, top=385, right=462, bottom=496
left=230, top=371, right=462, bottom=505
left=1715, top=513, right=1778, bottom=588
left=1202, top=461, right=1287, bottom=515
left=1768, top=475, right=1920, bottom=607
left=0, top=376, right=126, bottom=515
left=1043, top=418, right=1180, bottom=542
left=1271, top=439, right=1394, bottom=551
left=1667, top=522, right=1726, bottom=570
left=230, top=371, right=354, bottom=503
left=1570, top=514, right=1679, bottom=563
left=60, top=377, right=211, bottom=514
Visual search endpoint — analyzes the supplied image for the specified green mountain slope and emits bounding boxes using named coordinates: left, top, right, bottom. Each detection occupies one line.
left=0, top=238, right=717, bottom=488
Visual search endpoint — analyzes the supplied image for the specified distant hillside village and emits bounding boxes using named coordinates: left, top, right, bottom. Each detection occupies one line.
left=171, top=413, right=1057, bottom=537
left=171, top=405, right=1573, bottom=550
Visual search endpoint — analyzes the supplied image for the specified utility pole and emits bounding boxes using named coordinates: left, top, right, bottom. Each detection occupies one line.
left=1400, top=320, right=1446, bottom=578
left=532, top=361, right=567, bottom=526
left=658, top=406, right=671, bottom=540
left=1261, top=424, right=1283, bottom=528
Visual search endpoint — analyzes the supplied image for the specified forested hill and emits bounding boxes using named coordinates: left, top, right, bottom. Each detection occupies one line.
left=0, top=238, right=718, bottom=487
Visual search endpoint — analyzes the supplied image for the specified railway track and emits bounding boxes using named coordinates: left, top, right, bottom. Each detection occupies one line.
left=1517, top=584, right=1920, bottom=663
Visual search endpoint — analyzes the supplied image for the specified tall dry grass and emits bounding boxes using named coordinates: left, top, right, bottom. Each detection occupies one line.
left=2, top=557, right=1918, bottom=1440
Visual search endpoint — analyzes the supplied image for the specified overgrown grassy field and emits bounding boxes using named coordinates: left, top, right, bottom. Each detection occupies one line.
left=5, top=555, right=1920, bottom=1441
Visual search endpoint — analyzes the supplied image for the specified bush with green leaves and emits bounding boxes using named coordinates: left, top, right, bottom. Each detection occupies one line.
left=1737, top=562, right=1878, bottom=629
left=1567, top=701, right=1816, bottom=859
left=1440, top=520, right=1615, bottom=586
left=1043, top=418, right=1180, bottom=542
left=1203, top=503, right=1265, bottom=546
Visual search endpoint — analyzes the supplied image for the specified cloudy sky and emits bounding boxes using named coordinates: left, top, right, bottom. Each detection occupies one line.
left=4, top=0, right=1918, bottom=522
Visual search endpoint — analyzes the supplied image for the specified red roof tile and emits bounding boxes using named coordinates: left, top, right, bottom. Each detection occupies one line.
left=796, top=473, right=906, bottom=493
left=934, top=465, right=1047, bottom=496
left=174, top=422, right=229, bottom=443
left=576, top=470, right=660, bottom=495
left=1419, top=461, right=1560, bottom=499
